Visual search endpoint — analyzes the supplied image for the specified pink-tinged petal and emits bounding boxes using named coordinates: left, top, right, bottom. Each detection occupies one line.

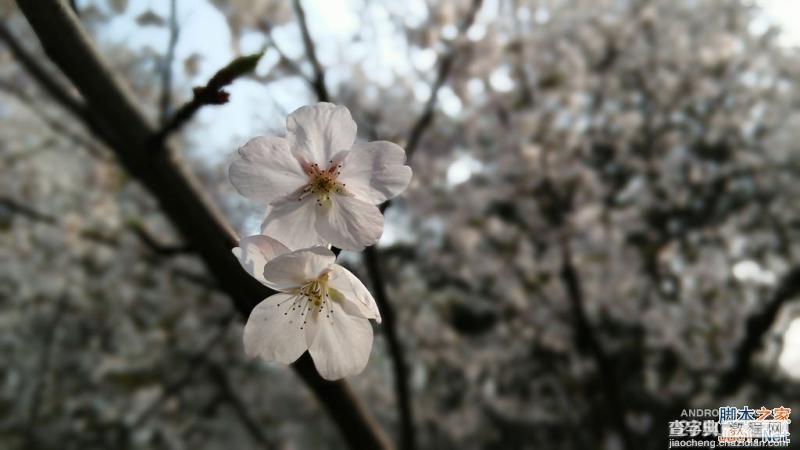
left=286, top=103, right=357, bottom=166
left=262, top=247, right=336, bottom=291
left=308, top=300, right=374, bottom=380
left=232, top=235, right=291, bottom=285
left=328, top=265, right=381, bottom=323
left=261, top=195, right=326, bottom=251
left=338, top=140, right=412, bottom=204
left=243, top=293, right=309, bottom=364
left=229, top=136, right=307, bottom=205
left=316, top=194, right=383, bottom=251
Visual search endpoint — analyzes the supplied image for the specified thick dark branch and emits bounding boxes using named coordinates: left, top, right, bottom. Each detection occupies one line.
left=364, top=247, right=415, bottom=450
left=716, top=266, right=800, bottom=396
left=558, top=235, right=635, bottom=450
left=292, top=0, right=329, bottom=102
left=152, top=52, right=263, bottom=146
left=13, top=3, right=389, bottom=448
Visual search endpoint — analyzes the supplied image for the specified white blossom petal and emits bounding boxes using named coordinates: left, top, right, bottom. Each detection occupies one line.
left=316, top=194, right=383, bottom=251
left=308, top=300, right=374, bottom=380
left=262, top=247, right=335, bottom=291
left=261, top=195, right=326, bottom=251
left=286, top=103, right=357, bottom=166
left=338, top=141, right=412, bottom=204
left=328, top=265, right=381, bottom=323
left=243, top=293, right=309, bottom=364
left=232, top=235, right=291, bottom=284
left=229, top=136, right=307, bottom=205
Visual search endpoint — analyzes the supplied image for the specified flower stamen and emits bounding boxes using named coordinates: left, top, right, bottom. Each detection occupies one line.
left=298, top=160, right=346, bottom=206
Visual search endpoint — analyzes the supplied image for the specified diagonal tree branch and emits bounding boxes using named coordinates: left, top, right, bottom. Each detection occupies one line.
left=404, top=0, right=483, bottom=161
left=0, top=21, right=112, bottom=144
left=715, top=266, right=800, bottom=396
left=11, top=2, right=390, bottom=449
left=0, top=79, right=109, bottom=160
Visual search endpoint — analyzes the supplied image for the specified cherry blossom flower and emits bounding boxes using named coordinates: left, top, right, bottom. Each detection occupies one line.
left=229, top=102, right=412, bottom=251
left=233, top=235, right=381, bottom=380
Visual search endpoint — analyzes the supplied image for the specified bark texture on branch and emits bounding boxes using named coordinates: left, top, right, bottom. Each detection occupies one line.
left=12, top=2, right=390, bottom=449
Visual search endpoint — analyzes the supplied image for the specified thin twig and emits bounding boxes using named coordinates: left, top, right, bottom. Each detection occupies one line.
left=259, top=21, right=312, bottom=86
left=152, top=52, right=264, bottom=147
left=292, top=0, right=329, bottom=102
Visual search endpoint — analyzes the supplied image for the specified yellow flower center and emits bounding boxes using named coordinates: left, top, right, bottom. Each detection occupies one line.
left=299, top=161, right=346, bottom=206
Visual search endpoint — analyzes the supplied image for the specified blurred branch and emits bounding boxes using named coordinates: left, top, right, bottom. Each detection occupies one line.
left=378, top=0, right=483, bottom=213
left=128, top=220, right=192, bottom=256
left=259, top=21, right=312, bottom=86
left=152, top=52, right=264, bottom=147
left=558, top=234, right=635, bottom=450
left=13, top=3, right=390, bottom=449
left=715, top=266, right=800, bottom=396
left=363, top=247, right=415, bottom=450
left=206, top=360, right=275, bottom=449
left=131, top=313, right=234, bottom=428
left=158, top=0, right=180, bottom=124
left=0, top=21, right=111, bottom=144
left=404, top=0, right=483, bottom=161
left=0, top=196, right=56, bottom=224
left=294, top=0, right=421, bottom=443
left=0, top=195, right=215, bottom=290
left=340, top=3, right=485, bottom=448
left=0, top=22, right=84, bottom=119
left=0, top=80, right=108, bottom=160
left=292, top=0, right=329, bottom=102
left=26, top=295, right=68, bottom=432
